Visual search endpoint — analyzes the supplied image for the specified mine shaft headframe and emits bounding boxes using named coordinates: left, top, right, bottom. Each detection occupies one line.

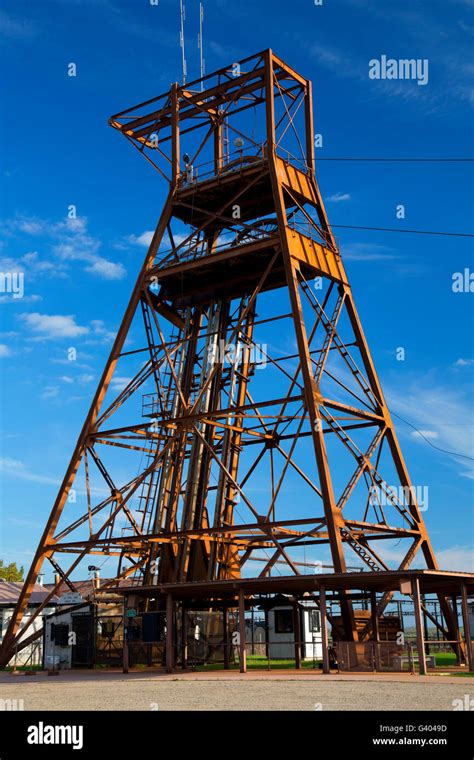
left=108, top=49, right=317, bottom=187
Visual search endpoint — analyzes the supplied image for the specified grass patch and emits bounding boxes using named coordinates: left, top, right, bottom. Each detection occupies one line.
left=4, top=665, right=41, bottom=672
left=191, top=654, right=322, bottom=672
left=434, top=652, right=457, bottom=667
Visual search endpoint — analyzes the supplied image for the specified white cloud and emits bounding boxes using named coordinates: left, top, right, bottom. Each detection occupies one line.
left=435, top=545, right=474, bottom=573
left=127, top=230, right=189, bottom=252
left=326, top=192, right=351, bottom=203
left=387, top=377, right=474, bottom=478
left=20, top=312, right=89, bottom=339
left=0, top=456, right=109, bottom=498
left=341, top=242, right=399, bottom=262
left=0, top=344, right=11, bottom=357
left=0, top=294, right=43, bottom=305
left=16, top=220, right=44, bottom=234
left=110, top=376, right=133, bottom=392
left=307, top=5, right=474, bottom=111
left=309, top=43, right=342, bottom=69
left=0, top=457, right=59, bottom=486
left=42, top=385, right=60, bottom=400
left=371, top=541, right=474, bottom=572
left=410, top=429, right=439, bottom=441
left=2, top=216, right=126, bottom=281
left=56, top=373, right=94, bottom=387
left=454, top=358, right=474, bottom=367
left=0, top=250, right=61, bottom=278
left=85, top=259, right=126, bottom=280
left=51, top=357, right=93, bottom=370
left=129, top=230, right=154, bottom=247
left=90, top=320, right=116, bottom=343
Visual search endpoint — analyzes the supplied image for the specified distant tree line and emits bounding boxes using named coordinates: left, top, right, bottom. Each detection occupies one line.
left=0, top=560, right=24, bottom=582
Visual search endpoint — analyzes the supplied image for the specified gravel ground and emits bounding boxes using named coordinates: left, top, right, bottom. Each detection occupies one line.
left=0, top=674, right=470, bottom=711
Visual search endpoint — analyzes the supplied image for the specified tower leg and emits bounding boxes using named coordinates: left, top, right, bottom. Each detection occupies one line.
left=460, top=584, right=474, bottom=672
left=0, top=196, right=174, bottom=669
left=412, top=579, right=427, bottom=675
left=292, top=599, right=301, bottom=669
left=319, top=585, right=330, bottom=674
left=223, top=606, right=230, bottom=670
left=238, top=590, right=247, bottom=673
left=166, top=593, right=174, bottom=673
left=181, top=605, right=188, bottom=670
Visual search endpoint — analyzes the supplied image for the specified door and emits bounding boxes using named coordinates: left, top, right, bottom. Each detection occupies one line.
left=71, top=615, right=94, bottom=667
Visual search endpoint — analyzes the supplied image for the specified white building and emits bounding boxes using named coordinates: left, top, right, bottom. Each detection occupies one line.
left=0, top=580, right=58, bottom=666
left=267, top=602, right=322, bottom=660
left=43, top=602, right=94, bottom=669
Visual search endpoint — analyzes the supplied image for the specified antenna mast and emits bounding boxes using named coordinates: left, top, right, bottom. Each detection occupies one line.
left=198, top=2, right=205, bottom=91
left=180, top=0, right=187, bottom=85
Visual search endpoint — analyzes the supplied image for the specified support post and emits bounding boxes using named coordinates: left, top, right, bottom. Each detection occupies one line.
left=319, top=585, right=330, bottom=674
left=171, top=83, right=180, bottom=186
left=451, top=593, right=462, bottom=664
left=264, top=609, right=269, bottom=661
left=412, top=578, right=427, bottom=675
left=122, top=596, right=129, bottom=674
left=238, top=590, right=247, bottom=673
left=181, top=604, right=188, bottom=670
left=223, top=605, right=230, bottom=670
left=422, top=593, right=430, bottom=655
left=460, top=584, right=474, bottom=672
left=166, top=593, right=174, bottom=673
left=371, top=591, right=381, bottom=671
left=304, top=78, right=315, bottom=177
left=292, top=599, right=301, bottom=669
left=251, top=607, right=255, bottom=655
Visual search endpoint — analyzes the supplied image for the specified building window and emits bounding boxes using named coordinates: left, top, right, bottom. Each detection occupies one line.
left=308, top=609, right=320, bottom=633
left=51, top=623, right=69, bottom=647
left=274, top=609, right=293, bottom=634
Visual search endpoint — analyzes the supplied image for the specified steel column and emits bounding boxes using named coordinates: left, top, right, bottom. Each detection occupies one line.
left=223, top=605, right=230, bottom=670
left=166, top=593, right=174, bottom=673
left=292, top=599, right=302, bottom=669
left=412, top=578, right=427, bottom=675
left=238, top=590, right=247, bottom=673
left=460, top=584, right=473, bottom=672
left=181, top=604, right=188, bottom=670
left=319, top=585, right=330, bottom=674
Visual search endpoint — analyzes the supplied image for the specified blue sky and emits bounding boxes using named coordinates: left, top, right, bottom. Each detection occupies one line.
left=0, top=0, right=473, bottom=579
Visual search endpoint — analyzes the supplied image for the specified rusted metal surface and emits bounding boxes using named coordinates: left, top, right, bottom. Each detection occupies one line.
left=0, top=50, right=467, bottom=668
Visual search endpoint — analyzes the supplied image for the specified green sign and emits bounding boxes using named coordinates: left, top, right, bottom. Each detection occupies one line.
left=126, top=608, right=137, bottom=618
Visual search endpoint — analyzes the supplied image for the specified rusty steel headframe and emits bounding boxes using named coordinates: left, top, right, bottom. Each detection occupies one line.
left=0, top=49, right=459, bottom=666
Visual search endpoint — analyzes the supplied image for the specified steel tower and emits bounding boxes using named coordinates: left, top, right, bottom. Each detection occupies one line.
left=0, top=50, right=458, bottom=666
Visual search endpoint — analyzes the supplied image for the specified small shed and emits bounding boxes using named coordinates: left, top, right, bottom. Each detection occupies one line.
left=267, top=601, right=322, bottom=660
left=43, top=602, right=95, bottom=669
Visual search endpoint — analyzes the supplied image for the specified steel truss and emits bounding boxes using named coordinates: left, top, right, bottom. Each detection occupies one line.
left=0, top=49, right=459, bottom=666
